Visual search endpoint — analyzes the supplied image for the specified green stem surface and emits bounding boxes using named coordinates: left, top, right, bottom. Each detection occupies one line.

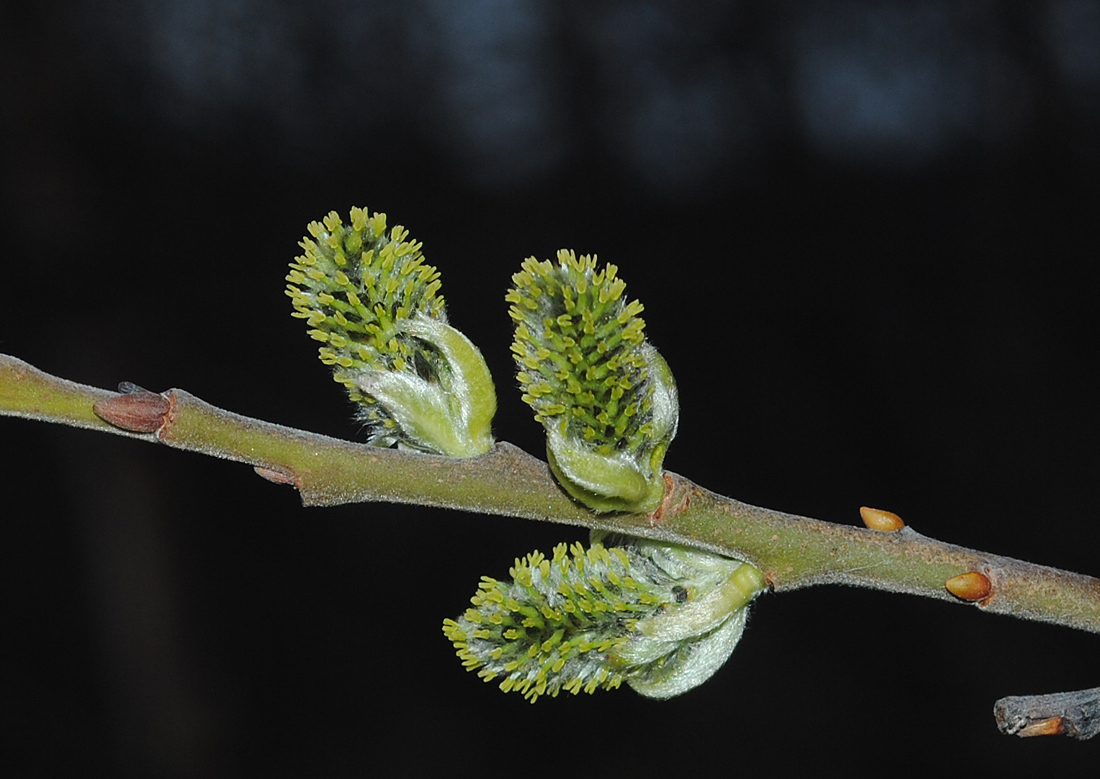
left=4, top=352, right=1100, bottom=634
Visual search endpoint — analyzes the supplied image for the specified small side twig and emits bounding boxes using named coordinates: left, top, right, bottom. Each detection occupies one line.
left=994, top=687, right=1100, bottom=739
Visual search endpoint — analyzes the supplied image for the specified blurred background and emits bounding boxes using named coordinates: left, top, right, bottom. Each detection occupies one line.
left=3, top=0, right=1100, bottom=775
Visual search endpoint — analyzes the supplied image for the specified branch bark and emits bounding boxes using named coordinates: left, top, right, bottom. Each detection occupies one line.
left=5, top=352, right=1100, bottom=734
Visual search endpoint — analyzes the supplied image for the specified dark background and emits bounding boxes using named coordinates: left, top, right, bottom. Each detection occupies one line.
left=4, top=1, right=1100, bottom=775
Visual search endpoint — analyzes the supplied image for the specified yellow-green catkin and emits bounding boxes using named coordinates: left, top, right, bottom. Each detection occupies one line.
left=287, top=208, right=494, bottom=456
left=442, top=533, right=765, bottom=702
left=507, top=251, right=678, bottom=511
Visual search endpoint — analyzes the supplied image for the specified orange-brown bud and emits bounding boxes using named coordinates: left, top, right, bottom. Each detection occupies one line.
left=1017, top=717, right=1064, bottom=737
left=945, top=571, right=992, bottom=602
left=859, top=506, right=905, bottom=531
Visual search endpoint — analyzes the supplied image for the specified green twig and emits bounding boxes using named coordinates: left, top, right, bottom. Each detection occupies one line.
left=5, top=351, right=1100, bottom=636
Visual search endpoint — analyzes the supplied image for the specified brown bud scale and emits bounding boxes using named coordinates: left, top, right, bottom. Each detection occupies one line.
left=254, top=465, right=300, bottom=486
left=93, top=391, right=170, bottom=433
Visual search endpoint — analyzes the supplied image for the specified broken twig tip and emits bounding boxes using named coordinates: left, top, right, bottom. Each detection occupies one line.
left=994, top=687, right=1100, bottom=739
left=859, top=506, right=905, bottom=531
left=945, top=571, right=992, bottom=602
left=93, top=389, right=171, bottom=433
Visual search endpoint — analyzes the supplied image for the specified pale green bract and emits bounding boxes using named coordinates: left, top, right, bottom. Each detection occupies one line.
left=286, top=208, right=495, bottom=457
left=442, top=532, right=765, bottom=702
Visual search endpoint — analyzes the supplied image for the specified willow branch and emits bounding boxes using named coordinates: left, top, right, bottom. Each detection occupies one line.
left=5, top=352, right=1100, bottom=735
left=6, top=352, right=1100, bottom=631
